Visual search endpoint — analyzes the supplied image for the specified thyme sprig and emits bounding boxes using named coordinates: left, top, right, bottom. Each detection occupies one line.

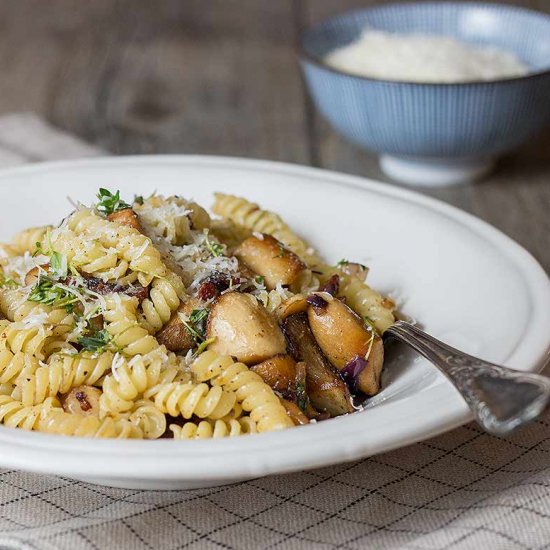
left=179, top=308, right=209, bottom=343
left=28, top=276, right=79, bottom=312
left=96, top=188, right=131, bottom=216
left=203, top=231, right=224, bottom=258
left=77, top=328, right=111, bottom=353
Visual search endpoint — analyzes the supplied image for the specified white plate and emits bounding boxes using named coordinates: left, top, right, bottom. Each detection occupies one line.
left=0, top=156, right=549, bottom=490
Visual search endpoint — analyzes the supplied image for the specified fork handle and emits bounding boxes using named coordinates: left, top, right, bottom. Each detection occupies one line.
left=384, top=321, right=550, bottom=435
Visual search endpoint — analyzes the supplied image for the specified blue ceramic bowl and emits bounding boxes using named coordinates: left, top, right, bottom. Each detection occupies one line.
left=299, top=2, right=550, bottom=185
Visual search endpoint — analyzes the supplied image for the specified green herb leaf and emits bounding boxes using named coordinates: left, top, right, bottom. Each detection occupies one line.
left=32, top=241, right=43, bottom=257
left=49, top=251, right=68, bottom=279
left=203, top=231, right=224, bottom=258
left=195, top=336, right=216, bottom=356
left=254, top=275, right=265, bottom=286
left=179, top=308, right=209, bottom=343
left=96, top=188, right=131, bottom=216
left=277, top=242, right=287, bottom=258
left=134, top=195, right=144, bottom=205
left=77, top=329, right=111, bottom=353
left=0, top=274, right=18, bottom=289
left=295, top=381, right=309, bottom=413
left=28, top=276, right=79, bottom=308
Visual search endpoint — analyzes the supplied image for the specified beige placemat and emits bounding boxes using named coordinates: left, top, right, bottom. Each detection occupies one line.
left=0, top=113, right=549, bottom=550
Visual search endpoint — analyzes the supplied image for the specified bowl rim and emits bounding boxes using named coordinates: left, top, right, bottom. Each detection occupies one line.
left=298, top=0, right=550, bottom=87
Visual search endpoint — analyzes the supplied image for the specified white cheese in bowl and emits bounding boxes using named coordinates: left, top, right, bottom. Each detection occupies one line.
left=324, top=30, right=528, bottom=83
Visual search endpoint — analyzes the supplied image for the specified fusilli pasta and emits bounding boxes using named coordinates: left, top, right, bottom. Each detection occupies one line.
left=191, top=351, right=293, bottom=432
left=170, top=417, right=257, bottom=439
left=0, top=187, right=391, bottom=440
left=11, top=226, right=51, bottom=255
left=212, top=193, right=322, bottom=266
left=11, top=351, right=114, bottom=406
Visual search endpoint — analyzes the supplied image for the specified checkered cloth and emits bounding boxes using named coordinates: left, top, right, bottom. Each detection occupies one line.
left=1, top=113, right=549, bottom=550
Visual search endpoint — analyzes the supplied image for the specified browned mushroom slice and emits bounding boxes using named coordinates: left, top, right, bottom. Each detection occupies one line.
left=234, top=234, right=306, bottom=290
left=61, top=385, right=102, bottom=417
left=307, top=293, right=384, bottom=396
left=24, top=266, right=43, bottom=286
left=280, top=399, right=309, bottom=425
left=207, top=292, right=286, bottom=365
left=251, top=354, right=297, bottom=395
left=275, top=294, right=308, bottom=322
left=281, top=312, right=354, bottom=417
left=156, top=299, right=202, bottom=352
left=107, top=208, right=142, bottom=231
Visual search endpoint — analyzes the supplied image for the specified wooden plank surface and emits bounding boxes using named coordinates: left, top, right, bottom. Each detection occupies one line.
left=0, top=0, right=547, bottom=270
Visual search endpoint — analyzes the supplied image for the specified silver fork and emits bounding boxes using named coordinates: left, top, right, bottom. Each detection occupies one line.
left=384, top=320, right=550, bottom=435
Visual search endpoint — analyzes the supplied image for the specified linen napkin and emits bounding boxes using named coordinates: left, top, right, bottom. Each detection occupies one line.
left=0, top=113, right=549, bottom=550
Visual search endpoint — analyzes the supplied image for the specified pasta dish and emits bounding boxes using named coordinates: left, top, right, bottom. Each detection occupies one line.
left=0, top=190, right=395, bottom=439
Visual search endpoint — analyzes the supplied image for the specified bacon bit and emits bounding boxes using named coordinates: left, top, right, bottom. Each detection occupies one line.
left=75, top=391, right=92, bottom=412
left=197, top=282, right=218, bottom=301
left=107, top=208, right=142, bottom=231
left=197, top=272, right=232, bottom=301
left=77, top=274, right=148, bottom=302
left=319, top=274, right=340, bottom=296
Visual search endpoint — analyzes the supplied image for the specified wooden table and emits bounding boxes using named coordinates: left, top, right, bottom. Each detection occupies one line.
left=0, top=0, right=548, bottom=270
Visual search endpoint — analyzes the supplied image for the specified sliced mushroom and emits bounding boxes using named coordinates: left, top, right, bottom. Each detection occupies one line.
left=61, top=385, right=101, bottom=417
left=251, top=354, right=297, bottom=395
left=207, top=292, right=286, bottom=364
left=156, top=299, right=202, bottom=352
left=275, top=294, right=308, bottom=321
left=24, top=266, right=41, bottom=286
left=107, top=208, right=142, bottom=231
left=281, top=313, right=354, bottom=417
left=307, top=295, right=384, bottom=395
left=234, top=234, right=306, bottom=290
left=280, top=399, right=309, bottom=425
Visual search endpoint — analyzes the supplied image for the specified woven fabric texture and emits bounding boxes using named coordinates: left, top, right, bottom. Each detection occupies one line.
left=0, top=114, right=548, bottom=550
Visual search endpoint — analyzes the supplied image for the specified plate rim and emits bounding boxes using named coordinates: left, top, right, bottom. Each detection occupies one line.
left=0, top=154, right=549, bottom=483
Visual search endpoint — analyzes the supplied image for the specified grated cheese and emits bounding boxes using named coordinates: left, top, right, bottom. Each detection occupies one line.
left=111, top=352, right=125, bottom=382
left=325, top=30, right=529, bottom=83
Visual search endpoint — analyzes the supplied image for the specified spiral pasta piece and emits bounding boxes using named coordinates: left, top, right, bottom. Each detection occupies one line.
left=103, top=296, right=158, bottom=356
left=134, top=195, right=211, bottom=245
left=11, top=352, right=114, bottom=406
left=212, top=193, right=322, bottom=266
left=0, top=395, right=60, bottom=431
left=0, top=289, right=75, bottom=340
left=0, top=320, right=51, bottom=360
left=11, top=226, right=51, bottom=255
left=100, top=354, right=163, bottom=415
left=38, top=409, right=143, bottom=438
left=0, top=242, right=19, bottom=265
left=191, top=351, right=293, bottom=432
left=126, top=399, right=167, bottom=439
left=139, top=271, right=186, bottom=333
left=145, top=381, right=236, bottom=420
left=170, top=416, right=257, bottom=439
left=257, top=287, right=294, bottom=313
left=65, top=209, right=166, bottom=284
left=0, top=348, right=39, bottom=386
left=209, top=219, right=252, bottom=250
